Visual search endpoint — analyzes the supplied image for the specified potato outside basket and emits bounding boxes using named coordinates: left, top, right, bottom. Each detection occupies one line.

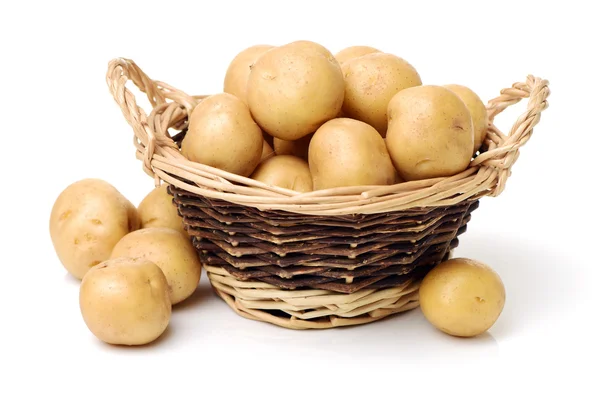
left=106, top=58, right=549, bottom=330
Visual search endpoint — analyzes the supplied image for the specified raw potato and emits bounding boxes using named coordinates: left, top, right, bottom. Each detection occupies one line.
left=111, top=227, right=202, bottom=305
left=251, top=155, right=313, bottom=193
left=342, top=53, right=422, bottom=136
left=223, top=44, right=273, bottom=104
left=308, top=118, right=397, bottom=190
left=247, top=40, right=345, bottom=141
left=260, top=139, right=275, bottom=162
left=138, top=184, right=187, bottom=237
left=444, top=84, right=489, bottom=153
left=181, top=93, right=263, bottom=177
left=273, top=134, right=313, bottom=160
left=49, top=178, right=140, bottom=280
left=386, top=85, right=474, bottom=181
left=334, top=45, right=380, bottom=65
left=79, top=257, right=171, bottom=346
left=419, top=258, right=506, bottom=337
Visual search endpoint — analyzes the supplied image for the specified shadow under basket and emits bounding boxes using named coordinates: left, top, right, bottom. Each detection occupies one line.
left=106, top=58, right=550, bottom=329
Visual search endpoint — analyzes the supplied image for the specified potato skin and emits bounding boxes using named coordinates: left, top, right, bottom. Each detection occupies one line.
left=334, top=45, right=380, bottom=65
left=419, top=258, right=506, bottom=337
left=273, top=133, right=313, bottom=160
left=138, top=184, right=187, bottom=237
left=251, top=155, right=313, bottom=193
left=111, top=227, right=202, bottom=305
left=308, top=118, right=397, bottom=190
left=79, top=257, right=171, bottom=346
left=260, top=139, right=275, bottom=163
left=342, top=53, right=422, bottom=136
left=181, top=93, right=263, bottom=177
left=223, top=44, right=273, bottom=104
left=444, top=84, right=489, bottom=154
left=247, top=40, right=345, bottom=141
left=386, top=85, right=474, bottom=181
left=49, top=178, right=140, bottom=280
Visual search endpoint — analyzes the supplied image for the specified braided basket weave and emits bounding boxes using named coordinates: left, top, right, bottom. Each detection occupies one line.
left=106, top=58, right=549, bottom=329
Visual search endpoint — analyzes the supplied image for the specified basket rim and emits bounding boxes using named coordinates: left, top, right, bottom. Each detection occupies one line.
left=106, top=58, right=550, bottom=216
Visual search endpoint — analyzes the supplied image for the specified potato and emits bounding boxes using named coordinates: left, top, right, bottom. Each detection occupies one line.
left=247, top=40, right=345, bottom=141
left=111, top=227, right=202, bottom=305
left=386, top=85, right=474, bottom=181
left=181, top=93, right=263, bottom=177
left=419, top=258, right=506, bottom=337
left=138, top=184, right=187, bottom=237
left=308, top=118, right=396, bottom=190
left=342, top=53, right=422, bottom=136
left=273, top=133, right=313, bottom=160
left=251, top=155, right=313, bottom=192
left=49, top=178, right=140, bottom=280
left=334, top=45, right=380, bottom=65
left=79, top=257, right=171, bottom=346
left=223, top=44, right=273, bottom=104
left=260, top=139, right=275, bottom=162
left=444, top=84, right=489, bottom=154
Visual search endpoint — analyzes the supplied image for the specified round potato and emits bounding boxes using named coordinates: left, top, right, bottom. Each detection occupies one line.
left=444, top=84, right=489, bottom=154
left=247, top=40, right=345, bottom=141
left=138, top=184, right=187, bottom=237
left=251, top=155, right=313, bottom=192
left=273, top=133, right=313, bottom=160
left=334, top=45, right=380, bottom=65
left=111, top=227, right=202, bottom=305
left=260, top=139, right=275, bottom=162
left=386, top=85, right=474, bottom=181
left=49, top=178, right=140, bottom=280
left=342, top=53, right=422, bottom=136
left=80, top=257, right=171, bottom=346
left=419, top=258, right=506, bottom=337
left=223, top=44, right=273, bottom=104
left=181, top=93, right=263, bottom=177
left=308, top=118, right=397, bottom=190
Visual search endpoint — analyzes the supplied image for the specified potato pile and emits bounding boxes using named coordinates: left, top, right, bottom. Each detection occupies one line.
left=50, top=179, right=201, bottom=345
left=180, top=40, right=489, bottom=192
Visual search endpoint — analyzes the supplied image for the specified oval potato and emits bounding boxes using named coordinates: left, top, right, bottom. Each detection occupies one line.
left=386, top=85, right=474, bottom=181
left=138, top=184, right=187, bottom=237
left=49, top=178, right=140, bottom=280
left=251, top=155, right=313, bottom=192
left=308, top=118, right=397, bottom=190
left=247, top=40, right=345, bottom=141
left=444, top=84, right=489, bottom=154
left=342, top=53, right=422, bottom=136
left=181, top=93, right=263, bottom=177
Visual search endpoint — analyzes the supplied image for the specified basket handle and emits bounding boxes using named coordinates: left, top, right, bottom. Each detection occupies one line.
left=471, top=75, right=550, bottom=196
left=106, top=58, right=188, bottom=181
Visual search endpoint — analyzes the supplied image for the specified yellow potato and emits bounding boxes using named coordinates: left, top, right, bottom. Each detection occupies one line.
left=334, top=45, right=380, bottom=65
left=223, top=44, right=273, bottom=104
left=444, top=84, right=489, bottom=154
left=386, top=85, right=474, bottom=181
left=49, top=178, right=140, bottom=280
left=111, top=227, right=202, bottom=305
left=419, top=258, right=506, bottom=337
left=260, top=139, right=275, bottom=162
left=181, top=93, right=263, bottom=177
left=251, top=155, right=313, bottom=192
left=79, top=257, right=171, bottom=346
left=342, top=53, right=422, bottom=136
left=308, top=118, right=396, bottom=190
left=247, top=40, right=345, bottom=141
left=138, top=184, right=187, bottom=237
left=273, top=133, right=313, bottom=160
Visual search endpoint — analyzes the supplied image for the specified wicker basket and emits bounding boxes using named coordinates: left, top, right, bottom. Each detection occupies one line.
left=106, top=58, right=549, bottom=330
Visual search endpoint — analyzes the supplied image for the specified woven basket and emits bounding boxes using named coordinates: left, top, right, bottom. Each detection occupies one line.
left=106, top=58, right=549, bottom=330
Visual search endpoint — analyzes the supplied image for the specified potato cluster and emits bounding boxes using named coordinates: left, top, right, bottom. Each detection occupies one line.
left=50, top=179, right=202, bottom=346
left=181, top=40, right=489, bottom=192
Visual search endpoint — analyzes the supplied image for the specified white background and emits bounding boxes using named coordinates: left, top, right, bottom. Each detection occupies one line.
left=1, top=0, right=598, bottom=398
